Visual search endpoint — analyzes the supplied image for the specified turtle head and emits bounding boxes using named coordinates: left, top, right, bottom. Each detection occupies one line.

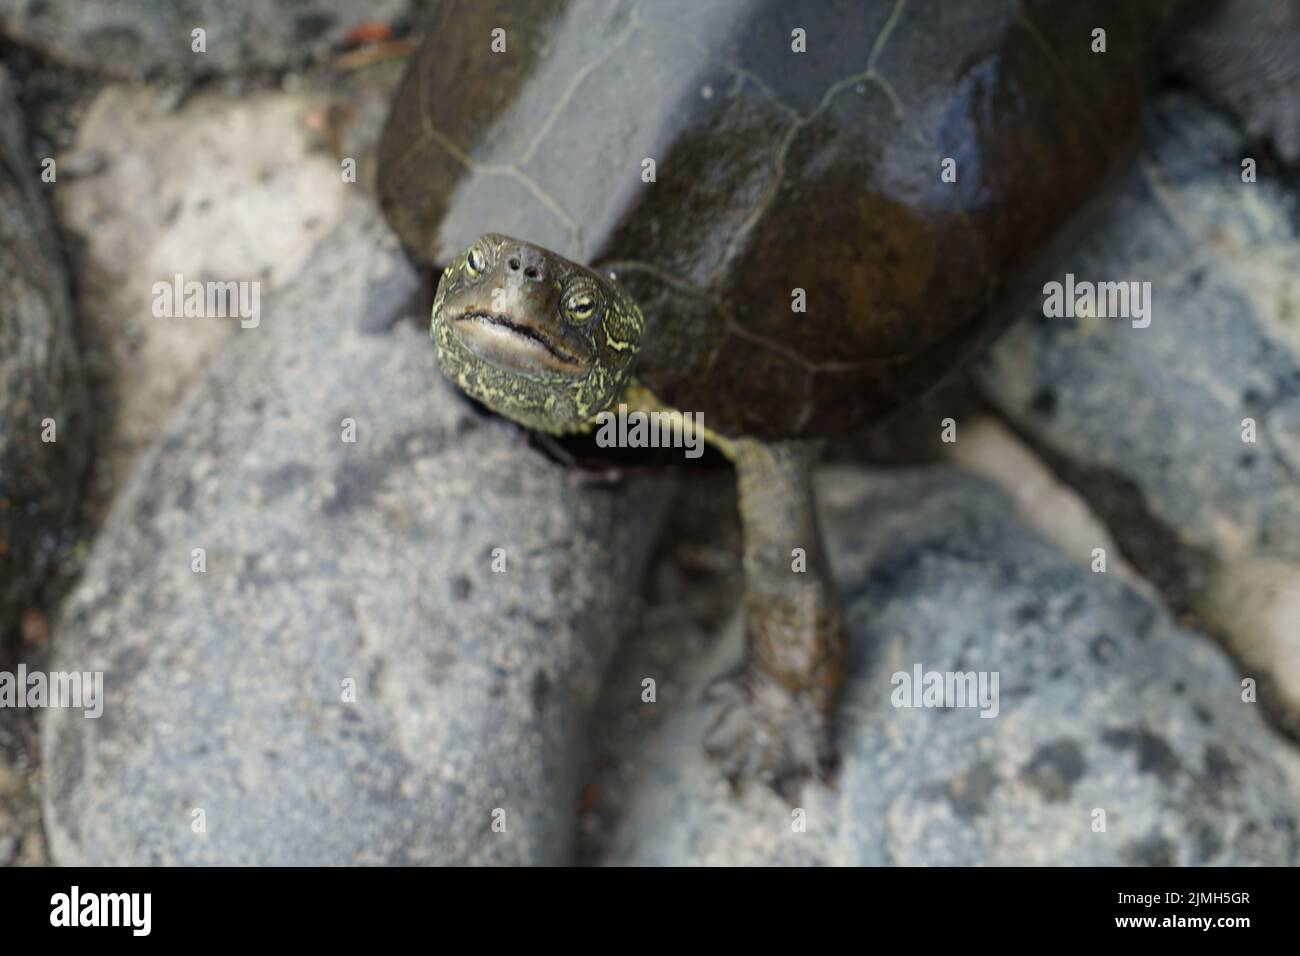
left=430, top=233, right=644, bottom=434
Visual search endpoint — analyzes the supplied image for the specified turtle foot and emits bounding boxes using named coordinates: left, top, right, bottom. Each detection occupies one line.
left=703, top=669, right=836, bottom=797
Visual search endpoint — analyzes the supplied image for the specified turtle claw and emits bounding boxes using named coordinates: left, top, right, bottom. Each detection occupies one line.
left=703, top=670, right=836, bottom=797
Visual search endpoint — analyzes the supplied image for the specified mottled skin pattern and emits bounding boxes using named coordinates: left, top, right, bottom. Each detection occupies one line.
left=434, top=234, right=846, bottom=789
left=384, top=0, right=1168, bottom=789
left=705, top=436, right=845, bottom=783
left=431, top=233, right=643, bottom=433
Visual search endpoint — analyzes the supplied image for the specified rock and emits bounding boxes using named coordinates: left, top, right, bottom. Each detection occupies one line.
left=1200, top=558, right=1300, bottom=733
left=945, top=415, right=1156, bottom=601
left=977, top=93, right=1300, bottom=731
left=42, top=198, right=671, bottom=865
left=54, top=84, right=354, bottom=486
left=0, top=698, right=47, bottom=867
left=0, top=0, right=430, bottom=79
left=0, top=66, right=88, bottom=638
left=981, top=93, right=1300, bottom=583
left=1167, top=0, right=1300, bottom=164
left=585, top=466, right=1300, bottom=865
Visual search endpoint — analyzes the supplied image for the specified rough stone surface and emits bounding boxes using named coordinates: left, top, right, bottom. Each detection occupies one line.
left=0, top=65, right=87, bottom=637
left=0, top=665, right=47, bottom=867
left=982, top=94, right=1300, bottom=579
left=54, top=84, right=353, bottom=487
left=1167, top=0, right=1300, bottom=164
left=42, top=199, right=672, bottom=865
left=1200, top=557, right=1300, bottom=735
left=977, top=93, right=1300, bottom=729
left=0, top=0, right=430, bottom=79
left=584, top=467, right=1300, bottom=866
left=945, top=415, right=1156, bottom=601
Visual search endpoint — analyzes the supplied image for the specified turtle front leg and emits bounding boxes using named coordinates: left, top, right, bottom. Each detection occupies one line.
left=704, top=437, right=846, bottom=793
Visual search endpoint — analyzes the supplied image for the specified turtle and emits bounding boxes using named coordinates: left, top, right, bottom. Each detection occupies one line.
left=377, top=0, right=1164, bottom=790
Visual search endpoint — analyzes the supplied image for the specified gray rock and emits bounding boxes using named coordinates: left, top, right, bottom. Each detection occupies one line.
left=0, top=66, right=88, bottom=636
left=53, top=83, right=361, bottom=488
left=0, top=0, right=430, bottom=79
left=1167, top=0, right=1300, bottom=164
left=586, top=467, right=1300, bottom=866
left=0, top=697, right=47, bottom=867
left=976, top=93, right=1300, bottom=728
left=979, top=93, right=1300, bottom=598
left=42, top=198, right=671, bottom=865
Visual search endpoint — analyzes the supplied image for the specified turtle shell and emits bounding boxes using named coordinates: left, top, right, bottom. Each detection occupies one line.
left=379, top=0, right=1162, bottom=439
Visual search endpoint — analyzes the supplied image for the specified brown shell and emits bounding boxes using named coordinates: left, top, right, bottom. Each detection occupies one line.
left=378, top=0, right=1163, bottom=439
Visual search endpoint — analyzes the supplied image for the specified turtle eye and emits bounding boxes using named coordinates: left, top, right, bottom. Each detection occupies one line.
left=465, top=243, right=488, bottom=278
left=564, top=287, right=600, bottom=325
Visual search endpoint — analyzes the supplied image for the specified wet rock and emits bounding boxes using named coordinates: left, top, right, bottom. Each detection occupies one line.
left=0, top=66, right=88, bottom=637
left=0, top=0, right=429, bottom=79
left=42, top=198, right=671, bottom=865
left=977, top=93, right=1300, bottom=731
left=585, top=467, right=1300, bottom=865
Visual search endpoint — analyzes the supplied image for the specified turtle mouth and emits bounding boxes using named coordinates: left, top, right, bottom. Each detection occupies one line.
left=450, top=310, right=589, bottom=376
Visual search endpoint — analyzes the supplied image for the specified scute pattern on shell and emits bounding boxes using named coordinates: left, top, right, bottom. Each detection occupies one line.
left=378, top=0, right=1162, bottom=439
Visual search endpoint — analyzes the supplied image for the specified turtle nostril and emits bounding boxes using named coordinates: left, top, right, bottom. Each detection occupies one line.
left=508, top=257, right=521, bottom=271
left=524, top=266, right=540, bottom=279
